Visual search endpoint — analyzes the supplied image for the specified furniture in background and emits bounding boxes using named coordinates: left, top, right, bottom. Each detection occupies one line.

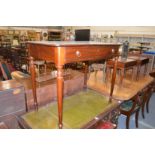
left=128, top=56, right=149, bottom=80
left=148, top=71, right=155, bottom=113
left=12, top=70, right=84, bottom=110
left=48, top=30, right=62, bottom=41
left=106, top=57, right=137, bottom=85
left=88, top=71, right=154, bottom=128
left=120, top=83, right=153, bottom=128
left=0, top=60, right=12, bottom=80
left=34, top=60, right=46, bottom=76
left=120, top=93, right=140, bottom=129
left=27, top=41, right=121, bottom=128
left=11, top=46, right=28, bottom=71
left=0, top=80, right=27, bottom=119
left=140, top=83, right=154, bottom=119
left=143, top=51, right=155, bottom=71
left=90, top=60, right=106, bottom=81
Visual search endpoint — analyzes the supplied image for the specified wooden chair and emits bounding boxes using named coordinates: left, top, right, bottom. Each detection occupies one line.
left=120, top=93, right=141, bottom=129
left=140, top=84, right=154, bottom=119
left=34, top=60, right=46, bottom=76
left=146, top=71, right=155, bottom=113
left=146, top=84, right=154, bottom=114
left=106, top=57, right=137, bottom=85
left=0, top=60, right=12, bottom=80
left=91, top=61, right=106, bottom=81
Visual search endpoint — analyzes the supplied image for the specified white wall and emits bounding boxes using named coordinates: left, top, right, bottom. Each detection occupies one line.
left=64, top=26, right=155, bottom=35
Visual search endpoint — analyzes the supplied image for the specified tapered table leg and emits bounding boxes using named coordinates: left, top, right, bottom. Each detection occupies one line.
left=29, top=57, right=38, bottom=110
left=109, top=57, right=118, bottom=102
left=84, top=62, right=88, bottom=89
left=56, top=65, right=64, bottom=129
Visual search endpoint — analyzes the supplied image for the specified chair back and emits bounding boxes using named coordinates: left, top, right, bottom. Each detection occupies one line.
left=0, top=61, right=12, bottom=80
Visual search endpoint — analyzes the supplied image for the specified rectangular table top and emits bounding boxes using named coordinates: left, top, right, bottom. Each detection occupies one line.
left=20, top=89, right=119, bottom=129
left=27, top=41, right=122, bottom=47
left=88, top=71, right=154, bottom=101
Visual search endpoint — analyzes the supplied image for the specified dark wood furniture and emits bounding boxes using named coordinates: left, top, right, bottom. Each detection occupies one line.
left=120, top=93, right=140, bottom=129
left=140, top=83, right=154, bottom=119
left=128, top=56, right=149, bottom=80
left=13, top=70, right=85, bottom=110
left=106, top=58, right=137, bottom=85
left=143, top=51, right=155, bottom=71
left=27, top=41, right=121, bottom=128
left=11, top=46, right=28, bottom=71
left=0, top=122, right=8, bottom=129
left=88, top=71, right=154, bottom=128
left=0, top=80, right=27, bottom=118
left=17, top=90, right=121, bottom=129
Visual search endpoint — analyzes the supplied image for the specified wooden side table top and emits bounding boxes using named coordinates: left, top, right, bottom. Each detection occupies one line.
left=149, top=71, right=155, bottom=78
left=88, top=71, right=154, bottom=101
left=0, top=79, right=23, bottom=91
left=128, top=56, right=149, bottom=64
left=107, top=58, right=137, bottom=68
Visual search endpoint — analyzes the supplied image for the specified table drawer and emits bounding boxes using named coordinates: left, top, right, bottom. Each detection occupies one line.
left=64, top=46, right=118, bottom=63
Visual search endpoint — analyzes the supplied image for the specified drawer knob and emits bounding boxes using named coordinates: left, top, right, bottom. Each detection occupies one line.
left=76, top=51, right=81, bottom=57
left=112, top=49, right=115, bottom=53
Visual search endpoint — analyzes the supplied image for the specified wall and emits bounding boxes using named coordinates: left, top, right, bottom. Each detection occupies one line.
left=63, top=26, right=155, bottom=35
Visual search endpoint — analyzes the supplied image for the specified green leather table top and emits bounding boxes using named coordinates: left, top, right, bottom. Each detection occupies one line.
left=22, top=90, right=118, bottom=129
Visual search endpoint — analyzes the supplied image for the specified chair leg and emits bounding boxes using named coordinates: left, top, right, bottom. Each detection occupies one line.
left=94, top=70, right=98, bottom=77
left=146, top=97, right=151, bottom=113
left=44, top=63, right=47, bottom=74
left=135, top=110, right=140, bottom=128
left=126, top=116, right=130, bottom=129
left=141, top=102, right=145, bottom=119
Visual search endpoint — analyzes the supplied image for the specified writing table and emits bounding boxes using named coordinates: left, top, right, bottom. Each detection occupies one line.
left=27, top=41, right=121, bottom=128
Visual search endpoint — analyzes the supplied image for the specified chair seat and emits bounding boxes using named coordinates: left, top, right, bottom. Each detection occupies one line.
left=120, top=100, right=133, bottom=111
left=120, top=100, right=140, bottom=112
left=96, top=121, right=116, bottom=129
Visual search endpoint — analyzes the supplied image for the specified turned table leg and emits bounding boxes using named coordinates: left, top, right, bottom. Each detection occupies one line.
left=109, top=57, right=118, bottom=102
left=29, top=57, right=38, bottom=110
left=84, top=62, right=88, bottom=89
left=56, top=65, right=64, bottom=129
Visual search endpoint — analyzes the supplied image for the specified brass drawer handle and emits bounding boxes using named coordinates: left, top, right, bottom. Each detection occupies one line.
left=112, top=49, right=115, bottom=53
left=75, top=51, right=81, bottom=57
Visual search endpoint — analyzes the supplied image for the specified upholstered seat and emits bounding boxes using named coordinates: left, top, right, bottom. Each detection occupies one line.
left=120, top=100, right=139, bottom=111
left=96, top=121, right=116, bottom=129
left=120, top=94, right=141, bottom=129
